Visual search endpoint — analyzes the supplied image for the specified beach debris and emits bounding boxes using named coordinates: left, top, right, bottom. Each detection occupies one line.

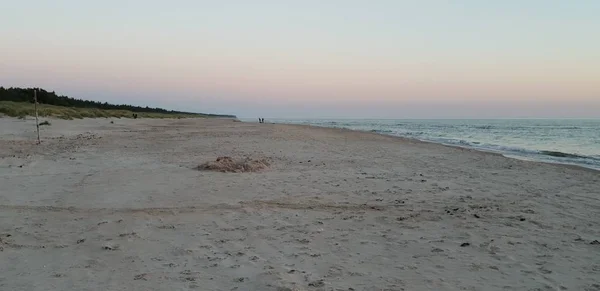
left=590, top=240, right=600, bottom=245
left=473, top=214, right=480, bottom=218
left=297, top=238, right=310, bottom=244
left=119, top=232, right=138, bottom=238
left=76, top=239, right=86, bottom=244
left=102, top=243, right=119, bottom=251
left=196, top=156, right=270, bottom=173
left=460, top=242, right=470, bottom=247
left=308, top=279, right=325, bottom=287
left=134, top=273, right=148, bottom=281
left=431, top=248, right=444, bottom=253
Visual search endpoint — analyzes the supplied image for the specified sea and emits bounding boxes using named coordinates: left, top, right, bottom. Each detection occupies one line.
left=266, top=119, right=600, bottom=171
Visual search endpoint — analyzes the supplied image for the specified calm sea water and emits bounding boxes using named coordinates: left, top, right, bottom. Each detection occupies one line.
left=267, top=119, right=600, bottom=171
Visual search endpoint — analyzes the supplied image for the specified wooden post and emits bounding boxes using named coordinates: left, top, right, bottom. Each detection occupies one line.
left=34, top=89, right=40, bottom=144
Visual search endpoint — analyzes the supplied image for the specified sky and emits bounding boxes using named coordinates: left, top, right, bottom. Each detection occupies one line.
left=1, top=0, right=599, bottom=118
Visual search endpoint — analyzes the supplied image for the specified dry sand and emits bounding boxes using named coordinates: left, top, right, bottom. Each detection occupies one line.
left=1, top=117, right=599, bottom=291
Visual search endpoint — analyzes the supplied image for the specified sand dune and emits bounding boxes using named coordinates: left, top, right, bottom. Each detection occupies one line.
left=1, top=117, right=599, bottom=291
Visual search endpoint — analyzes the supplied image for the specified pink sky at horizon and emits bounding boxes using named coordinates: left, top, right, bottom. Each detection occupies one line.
left=1, top=1, right=599, bottom=118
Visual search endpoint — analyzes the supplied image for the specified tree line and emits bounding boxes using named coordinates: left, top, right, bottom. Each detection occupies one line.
left=0, top=87, right=235, bottom=117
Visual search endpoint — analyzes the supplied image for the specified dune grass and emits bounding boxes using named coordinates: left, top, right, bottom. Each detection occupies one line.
left=0, top=101, right=208, bottom=119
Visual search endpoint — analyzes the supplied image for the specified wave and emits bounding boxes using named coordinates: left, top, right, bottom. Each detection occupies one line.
left=370, top=129, right=393, bottom=133
left=539, top=151, right=588, bottom=159
left=426, top=138, right=539, bottom=155
left=414, top=138, right=600, bottom=170
left=381, top=135, right=600, bottom=170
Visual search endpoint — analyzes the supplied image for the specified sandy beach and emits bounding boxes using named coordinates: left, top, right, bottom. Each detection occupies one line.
left=1, top=117, right=599, bottom=291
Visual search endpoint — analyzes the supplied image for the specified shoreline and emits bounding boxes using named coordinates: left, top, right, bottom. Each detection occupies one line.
left=271, top=121, right=600, bottom=173
left=3, top=115, right=598, bottom=173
